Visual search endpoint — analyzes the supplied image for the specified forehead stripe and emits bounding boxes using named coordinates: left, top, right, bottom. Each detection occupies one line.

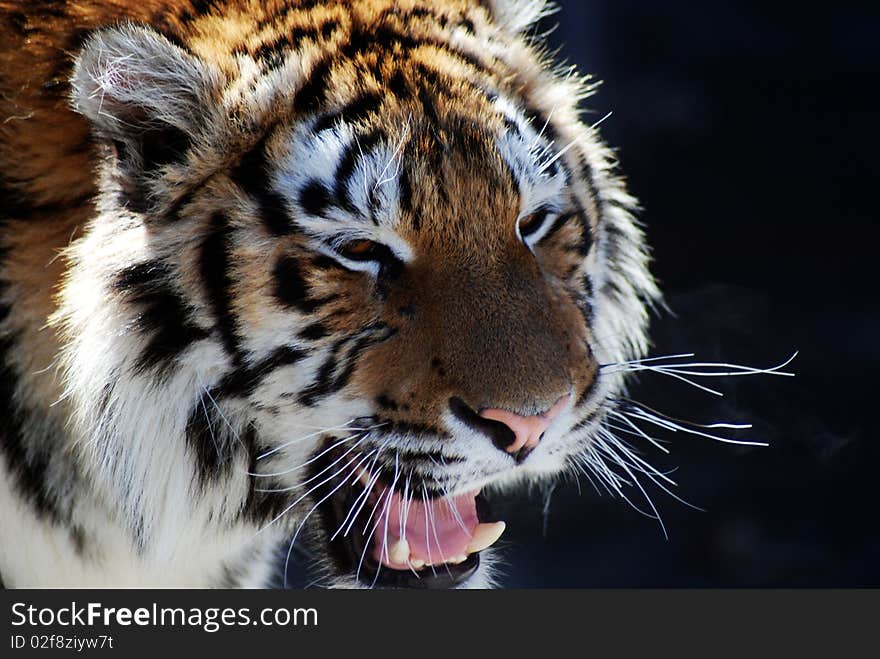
left=230, top=137, right=296, bottom=236
left=298, top=179, right=333, bottom=217
left=312, top=90, right=383, bottom=134
left=333, top=127, right=385, bottom=220
left=199, top=211, right=243, bottom=365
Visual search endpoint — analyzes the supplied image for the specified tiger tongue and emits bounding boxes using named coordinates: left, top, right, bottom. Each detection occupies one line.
left=371, top=489, right=501, bottom=569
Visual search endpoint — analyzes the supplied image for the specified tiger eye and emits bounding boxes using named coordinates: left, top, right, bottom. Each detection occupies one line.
left=518, top=212, right=546, bottom=239
left=338, top=239, right=380, bottom=260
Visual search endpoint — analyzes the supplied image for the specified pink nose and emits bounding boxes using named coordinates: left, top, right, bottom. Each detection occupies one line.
left=479, top=394, right=570, bottom=455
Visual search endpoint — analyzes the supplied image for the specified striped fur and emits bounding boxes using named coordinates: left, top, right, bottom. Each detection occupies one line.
left=0, top=0, right=658, bottom=587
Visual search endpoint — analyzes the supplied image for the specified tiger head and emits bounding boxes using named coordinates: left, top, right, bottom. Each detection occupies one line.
left=59, top=0, right=658, bottom=587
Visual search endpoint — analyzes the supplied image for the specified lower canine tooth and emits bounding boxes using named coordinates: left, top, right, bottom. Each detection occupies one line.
left=466, top=521, right=506, bottom=554
left=389, top=539, right=410, bottom=565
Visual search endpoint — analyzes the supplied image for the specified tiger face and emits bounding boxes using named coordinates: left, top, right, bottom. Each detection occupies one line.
left=52, top=0, right=658, bottom=588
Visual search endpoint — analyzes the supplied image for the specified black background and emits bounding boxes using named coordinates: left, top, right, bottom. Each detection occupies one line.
left=288, top=1, right=879, bottom=588
left=489, top=0, right=879, bottom=587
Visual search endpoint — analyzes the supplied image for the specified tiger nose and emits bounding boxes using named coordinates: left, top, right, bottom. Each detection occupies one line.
left=479, top=394, right=570, bottom=456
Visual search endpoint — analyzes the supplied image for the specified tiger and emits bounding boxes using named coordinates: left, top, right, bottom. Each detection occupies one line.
left=0, top=0, right=660, bottom=588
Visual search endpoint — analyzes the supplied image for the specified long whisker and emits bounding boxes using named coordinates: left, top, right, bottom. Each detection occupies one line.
left=198, top=392, right=223, bottom=463
left=335, top=469, right=381, bottom=541
left=622, top=406, right=768, bottom=447
left=255, top=453, right=363, bottom=536
left=248, top=434, right=366, bottom=478
left=257, top=420, right=383, bottom=461
left=616, top=397, right=752, bottom=430
left=538, top=136, right=579, bottom=174
left=606, top=409, right=670, bottom=453
left=371, top=458, right=401, bottom=589
left=601, top=353, right=696, bottom=368
left=282, top=451, right=375, bottom=587
left=356, top=485, right=389, bottom=583
left=442, top=487, right=471, bottom=538
left=202, top=387, right=245, bottom=449
left=427, top=493, right=454, bottom=580
left=422, top=482, right=437, bottom=577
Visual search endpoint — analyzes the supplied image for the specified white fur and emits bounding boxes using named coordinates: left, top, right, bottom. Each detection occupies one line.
left=485, top=0, right=557, bottom=34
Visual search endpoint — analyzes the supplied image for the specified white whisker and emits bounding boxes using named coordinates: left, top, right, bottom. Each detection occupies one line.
left=255, top=453, right=363, bottom=537
left=283, top=451, right=375, bottom=587
left=250, top=432, right=366, bottom=480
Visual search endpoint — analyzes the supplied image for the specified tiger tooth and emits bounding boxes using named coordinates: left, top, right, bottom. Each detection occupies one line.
left=389, top=539, right=410, bottom=565
left=410, top=558, right=425, bottom=569
left=449, top=554, right=467, bottom=564
left=466, top=521, right=506, bottom=554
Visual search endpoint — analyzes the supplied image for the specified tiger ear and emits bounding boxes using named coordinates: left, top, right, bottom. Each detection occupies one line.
left=70, top=24, right=222, bottom=207
left=484, top=0, right=557, bottom=33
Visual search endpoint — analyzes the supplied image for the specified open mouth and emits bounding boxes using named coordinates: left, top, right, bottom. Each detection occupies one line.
left=319, top=458, right=506, bottom=588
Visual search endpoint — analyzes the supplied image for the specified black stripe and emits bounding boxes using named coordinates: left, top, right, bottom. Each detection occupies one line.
left=199, top=212, right=242, bottom=364
left=341, top=25, right=489, bottom=75
left=114, top=261, right=210, bottom=376
left=574, top=210, right=593, bottom=256
left=298, top=179, right=333, bottom=217
left=140, top=125, right=192, bottom=176
left=7, top=11, right=34, bottom=37
left=379, top=5, right=449, bottom=28
left=581, top=274, right=595, bottom=325
left=516, top=103, right=568, bottom=178
left=299, top=321, right=329, bottom=341
left=313, top=90, right=383, bottom=133
left=189, top=0, right=217, bottom=16
left=0, top=177, right=93, bottom=220
left=573, top=404, right=603, bottom=431
left=272, top=255, right=325, bottom=313
left=0, top=333, right=65, bottom=522
left=311, top=254, right=350, bottom=272
left=398, top=165, right=414, bottom=218
left=164, top=189, right=194, bottom=223
left=417, top=80, right=443, bottom=127
left=416, top=60, right=489, bottom=105
left=294, top=58, right=334, bottom=114
left=575, top=363, right=599, bottom=410
left=521, top=104, right=562, bottom=155
left=540, top=210, right=580, bottom=244
left=330, top=328, right=396, bottom=397
left=388, top=69, right=409, bottom=97
left=185, top=388, right=234, bottom=485
left=240, top=426, right=290, bottom=524
left=298, top=326, right=396, bottom=407
left=297, top=339, right=346, bottom=407
left=230, top=138, right=295, bottom=236
left=220, top=345, right=308, bottom=399
left=250, top=18, right=339, bottom=70
left=578, top=157, right=602, bottom=217
left=372, top=417, right=451, bottom=441
left=289, top=23, right=494, bottom=124
left=457, top=17, right=476, bottom=34
left=335, top=128, right=384, bottom=216
left=375, top=394, right=398, bottom=411
left=0, top=232, right=72, bottom=522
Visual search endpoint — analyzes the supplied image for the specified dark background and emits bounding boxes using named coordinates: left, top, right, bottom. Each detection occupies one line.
left=489, top=0, right=879, bottom=587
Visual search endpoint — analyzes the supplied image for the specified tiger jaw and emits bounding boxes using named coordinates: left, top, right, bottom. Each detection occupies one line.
left=302, top=398, right=582, bottom=588
left=319, top=464, right=509, bottom=588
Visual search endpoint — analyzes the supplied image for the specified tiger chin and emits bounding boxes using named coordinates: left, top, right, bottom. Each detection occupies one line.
left=0, top=0, right=658, bottom=589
